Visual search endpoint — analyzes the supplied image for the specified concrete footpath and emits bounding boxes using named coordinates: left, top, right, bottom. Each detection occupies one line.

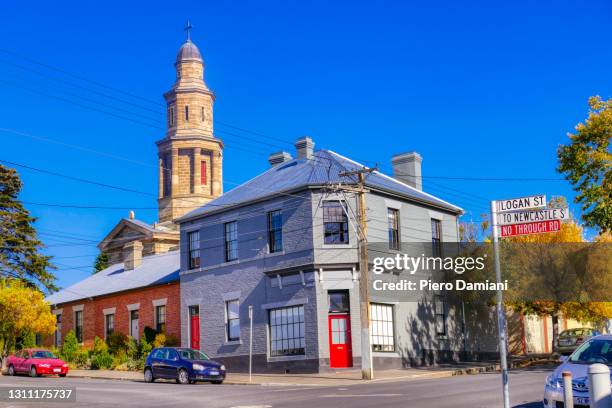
left=67, top=361, right=506, bottom=386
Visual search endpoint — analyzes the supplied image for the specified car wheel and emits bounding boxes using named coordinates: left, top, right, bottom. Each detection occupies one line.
left=7, top=365, right=15, bottom=376
left=59, top=374, right=66, bottom=378
left=29, top=366, right=38, bottom=378
left=212, top=380, right=224, bottom=385
left=144, top=368, right=155, bottom=383
left=177, top=369, right=189, bottom=385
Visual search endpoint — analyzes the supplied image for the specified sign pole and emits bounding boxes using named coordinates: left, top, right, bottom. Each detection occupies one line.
left=491, top=200, right=510, bottom=408
left=248, top=305, right=253, bottom=384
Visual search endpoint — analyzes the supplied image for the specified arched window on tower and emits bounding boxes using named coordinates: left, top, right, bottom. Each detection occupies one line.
left=201, top=106, right=205, bottom=122
left=168, top=107, right=174, bottom=127
left=185, top=105, right=189, bottom=122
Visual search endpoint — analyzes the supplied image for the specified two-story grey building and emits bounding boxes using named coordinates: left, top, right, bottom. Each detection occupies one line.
left=177, top=137, right=498, bottom=373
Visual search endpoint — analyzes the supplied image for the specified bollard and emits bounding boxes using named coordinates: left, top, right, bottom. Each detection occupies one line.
left=589, top=363, right=611, bottom=408
left=562, top=371, right=574, bottom=408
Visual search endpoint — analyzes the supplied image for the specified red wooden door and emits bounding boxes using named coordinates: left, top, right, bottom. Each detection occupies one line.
left=190, top=313, right=200, bottom=350
left=328, top=315, right=353, bottom=368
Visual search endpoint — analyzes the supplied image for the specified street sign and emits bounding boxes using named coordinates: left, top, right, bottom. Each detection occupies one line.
left=497, top=207, right=569, bottom=226
left=499, top=220, right=561, bottom=237
left=496, top=195, right=546, bottom=212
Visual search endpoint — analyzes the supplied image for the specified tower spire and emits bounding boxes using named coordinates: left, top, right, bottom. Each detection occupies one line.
left=184, top=20, right=192, bottom=42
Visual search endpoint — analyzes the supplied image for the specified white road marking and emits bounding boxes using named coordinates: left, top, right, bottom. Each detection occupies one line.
left=319, top=394, right=403, bottom=398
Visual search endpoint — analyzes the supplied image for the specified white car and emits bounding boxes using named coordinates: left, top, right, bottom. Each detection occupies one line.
left=543, top=334, right=612, bottom=408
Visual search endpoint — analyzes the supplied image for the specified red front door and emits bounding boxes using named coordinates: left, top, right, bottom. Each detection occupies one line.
left=190, top=306, right=200, bottom=350
left=328, top=315, right=353, bottom=368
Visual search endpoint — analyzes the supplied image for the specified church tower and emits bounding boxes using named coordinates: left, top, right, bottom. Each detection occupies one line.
left=157, top=24, right=223, bottom=225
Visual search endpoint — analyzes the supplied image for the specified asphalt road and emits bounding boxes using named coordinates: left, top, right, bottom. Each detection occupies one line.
left=0, top=366, right=552, bottom=408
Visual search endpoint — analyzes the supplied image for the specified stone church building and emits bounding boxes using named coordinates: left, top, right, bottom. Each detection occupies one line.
left=44, top=32, right=223, bottom=348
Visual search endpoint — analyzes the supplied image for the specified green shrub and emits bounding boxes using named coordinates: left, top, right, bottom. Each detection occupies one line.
left=106, top=332, right=128, bottom=355
left=111, top=350, right=128, bottom=370
left=143, top=326, right=158, bottom=344
left=126, top=336, right=139, bottom=360
left=90, top=351, right=113, bottom=370
left=91, top=336, right=108, bottom=356
left=18, top=331, right=37, bottom=349
left=73, top=349, right=89, bottom=369
left=152, top=333, right=166, bottom=348
left=61, top=331, right=79, bottom=362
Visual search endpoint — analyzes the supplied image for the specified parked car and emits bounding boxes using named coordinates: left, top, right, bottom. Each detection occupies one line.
left=543, top=334, right=612, bottom=408
left=6, top=349, right=69, bottom=378
left=557, top=328, right=601, bottom=355
left=144, top=347, right=226, bottom=385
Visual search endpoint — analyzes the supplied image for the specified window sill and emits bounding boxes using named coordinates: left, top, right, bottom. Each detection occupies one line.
left=321, top=244, right=354, bottom=249
left=224, top=340, right=242, bottom=346
left=268, top=354, right=307, bottom=362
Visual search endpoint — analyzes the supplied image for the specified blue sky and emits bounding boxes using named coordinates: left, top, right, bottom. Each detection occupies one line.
left=1, top=0, right=610, bottom=290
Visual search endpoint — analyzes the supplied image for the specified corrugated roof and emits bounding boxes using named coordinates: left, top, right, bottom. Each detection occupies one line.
left=179, top=149, right=462, bottom=221
left=46, top=251, right=180, bottom=305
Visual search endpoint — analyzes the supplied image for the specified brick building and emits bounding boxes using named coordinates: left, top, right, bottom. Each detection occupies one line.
left=44, top=31, right=224, bottom=348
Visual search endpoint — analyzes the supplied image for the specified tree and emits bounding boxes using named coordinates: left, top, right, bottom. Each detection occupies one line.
left=0, top=164, right=56, bottom=291
left=0, top=279, right=56, bottom=367
left=558, top=96, right=612, bottom=232
left=93, top=251, right=109, bottom=274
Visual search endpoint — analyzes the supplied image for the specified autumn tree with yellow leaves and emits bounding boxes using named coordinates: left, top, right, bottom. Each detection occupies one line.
left=0, top=279, right=56, bottom=367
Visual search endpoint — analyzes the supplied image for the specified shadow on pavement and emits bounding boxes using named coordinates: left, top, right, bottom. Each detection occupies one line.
left=513, top=402, right=542, bottom=408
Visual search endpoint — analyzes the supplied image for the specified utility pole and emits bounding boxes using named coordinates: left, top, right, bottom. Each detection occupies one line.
left=337, top=167, right=376, bottom=380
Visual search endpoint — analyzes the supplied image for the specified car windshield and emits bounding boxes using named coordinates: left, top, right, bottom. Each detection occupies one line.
left=570, top=339, right=612, bottom=365
left=178, top=349, right=210, bottom=361
left=32, top=351, right=57, bottom=359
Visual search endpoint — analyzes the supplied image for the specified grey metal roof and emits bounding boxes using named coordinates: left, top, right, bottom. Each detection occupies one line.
left=178, top=149, right=462, bottom=221
left=45, top=251, right=180, bottom=305
left=176, top=40, right=202, bottom=63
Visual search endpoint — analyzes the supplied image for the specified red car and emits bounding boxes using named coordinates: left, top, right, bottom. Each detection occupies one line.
left=6, top=349, right=69, bottom=377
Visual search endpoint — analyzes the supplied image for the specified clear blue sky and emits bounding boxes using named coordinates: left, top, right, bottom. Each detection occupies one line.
left=1, top=0, right=610, bottom=290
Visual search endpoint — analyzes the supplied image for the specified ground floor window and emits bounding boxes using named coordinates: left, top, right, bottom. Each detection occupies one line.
left=74, top=310, right=83, bottom=343
left=371, top=303, right=395, bottom=352
left=105, top=314, right=115, bottom=339
left=54, top=314, right=62, bottom=348
left=155, top=305, right=166, bottom=333
left=130, top=310, right=139, bottom=340
left=434, top=294, right=447, bottom=336
left=269, top=305, right=305, bottom=357
left=226, top=300, right=240, bottom=341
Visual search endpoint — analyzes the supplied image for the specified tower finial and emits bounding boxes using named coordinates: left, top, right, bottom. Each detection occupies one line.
left=184, top=20, right=192, bottom=42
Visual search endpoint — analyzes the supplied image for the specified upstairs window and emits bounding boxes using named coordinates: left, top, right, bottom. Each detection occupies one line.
left=188, top=231, right=200, bottom=269
left=268, top=210, right=283, bottom=253
left=162, top=153, right=171, bottom=197
left=185, top=105, right=189, bottom=122
left=323, top=201, right=349, bottom=244
left=431, top=219, right=442, bottom=257
left=224, top=221, right=238, bottom=262
left=388, top=208, right=400, bottom=250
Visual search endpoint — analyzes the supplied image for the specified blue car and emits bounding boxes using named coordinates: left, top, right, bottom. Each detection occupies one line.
left=144, top=347, right=226, bottom=385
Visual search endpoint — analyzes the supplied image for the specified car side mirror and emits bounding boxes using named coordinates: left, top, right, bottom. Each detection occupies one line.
left=559, top=355, right=568, bottom=363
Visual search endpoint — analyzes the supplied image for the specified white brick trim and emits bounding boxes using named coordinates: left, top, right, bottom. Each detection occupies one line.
left=152, top=298, right=167, bottom=307
left=126, top=303, right=140, bottom=311
left=103, top=307, right=116, bottom=315
left=52, top=309, right=63, bottom=315
left=72, top=304, right=84, bottom=312
left=221, top=291, right=241, bottom=301
left=384, top=198, right=402, bottom=209
left=260, top=298, right=308, bottom=310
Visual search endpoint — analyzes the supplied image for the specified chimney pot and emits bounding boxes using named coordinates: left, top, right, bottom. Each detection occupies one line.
left=392, top=152, right=423, bottom=190
left=129, top=210, right=135, bottom=220
left=295, top=136, right=314, bottom=160
left=268, top=151, right=292, bottom=167
left=123, top=240, right=143, bottom=270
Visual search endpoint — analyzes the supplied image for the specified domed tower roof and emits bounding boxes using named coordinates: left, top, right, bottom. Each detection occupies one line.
left=176, top=40, right=202, bottom=63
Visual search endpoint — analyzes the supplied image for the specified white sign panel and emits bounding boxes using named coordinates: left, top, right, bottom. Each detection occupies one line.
left=495, top=195, right=546, bottom=213
left=497, top=207, right=570, bottom=226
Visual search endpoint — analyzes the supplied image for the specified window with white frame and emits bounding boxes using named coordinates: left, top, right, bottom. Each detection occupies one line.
left=225, top=300, right=240, bottom=341
left=431, top=218, right=442, bottom=257
left=434, top=294, right=447, bottom=336
left=388, top=208, right=400, bottom=250
left=188, top=230, right=200, bottom=269
left=269, top=305, right=305, bottom=356
left=224, top=221, right=238, bottom=261
left=155, top=305, right=166, bottom=333
left=74, top=310, right=83, bottom=343
left=105, top=314, right=115, bottom=339
left=323, top=201, right=349, bottom=244
left=371, top=303, right=395, bottom=352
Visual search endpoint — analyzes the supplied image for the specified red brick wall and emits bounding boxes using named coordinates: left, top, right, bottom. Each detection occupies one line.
left=43, top=282, right=180, bottom=349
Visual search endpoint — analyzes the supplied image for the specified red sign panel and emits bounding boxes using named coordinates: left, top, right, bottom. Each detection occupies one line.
left=500, top=220, right=561, bottom=237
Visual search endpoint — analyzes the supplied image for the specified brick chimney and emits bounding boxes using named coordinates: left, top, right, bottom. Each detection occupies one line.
left=123, top=240, right=143, bottom=270
left=392, top=152, right=422, bottom=191
left=268, top=151, right=292, bottom=167
left=295, top=136, right=314, bottom=160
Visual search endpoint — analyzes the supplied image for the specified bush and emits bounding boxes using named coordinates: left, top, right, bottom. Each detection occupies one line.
left=164, top=334, right=179, bottom=347
left=126, top=336, right=139, bottom=360
left=106, top=332, right=128, bottom=355
left=73, top=349, right=89, bottom=369
left=61, top=331, right=79, bottom=362
left=90, top=351, right=113, bottom=370
left=91, top=336, right=108, bottom=355
left=152, top=333, right=166, bottom=348
left=143, top=326, right=158, bottom=344
left=111, top=350, right=128, bottom=370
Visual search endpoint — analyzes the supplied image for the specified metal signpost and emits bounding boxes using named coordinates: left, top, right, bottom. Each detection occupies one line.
left=491, top=194, right=554, bottom=408
left=248, top=305, right=253, bottom=383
